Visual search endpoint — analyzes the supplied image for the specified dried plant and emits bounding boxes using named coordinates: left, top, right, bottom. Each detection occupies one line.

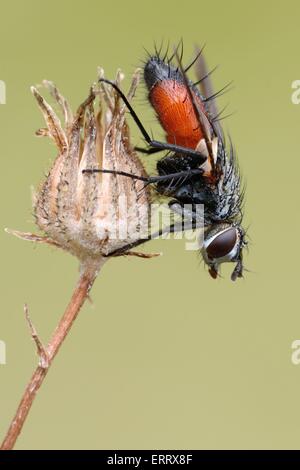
left=2, top=69, right=158, bottom=449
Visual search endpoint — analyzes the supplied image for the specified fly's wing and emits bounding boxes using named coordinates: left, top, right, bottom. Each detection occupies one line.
left=194, top=47, right=223, bottom=141
left=195, top=48, right=243, bottom=218
left=174, top=49, right=216, bottom=176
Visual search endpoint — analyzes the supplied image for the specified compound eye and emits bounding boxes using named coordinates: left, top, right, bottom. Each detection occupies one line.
left=206, top=227, right=237, bottom=260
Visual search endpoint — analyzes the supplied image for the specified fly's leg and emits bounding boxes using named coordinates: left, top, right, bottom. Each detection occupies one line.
left=83, top=168, right=203, bottom=185
left=99, top=79, right=207, bottom=163
left=231, top=258, right=243, bottom=281
left=106, top=210, right=203, bottom=258
left=134, top=146, right=163, bottom=155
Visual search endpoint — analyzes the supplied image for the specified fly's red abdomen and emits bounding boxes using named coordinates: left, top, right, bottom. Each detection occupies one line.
left=150, top=81, right=205, bottom=148
left=144, top=56, right=208, bottom=149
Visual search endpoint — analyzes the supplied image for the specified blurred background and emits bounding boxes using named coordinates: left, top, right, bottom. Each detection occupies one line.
left=1, top=0, right=300, bottom=450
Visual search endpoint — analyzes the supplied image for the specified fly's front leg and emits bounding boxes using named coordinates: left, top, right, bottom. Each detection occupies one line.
left=113, top=251, right=161, bottom=259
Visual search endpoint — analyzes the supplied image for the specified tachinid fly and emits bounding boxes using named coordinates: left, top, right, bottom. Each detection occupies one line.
left=84, top=45, right=247, bottom=280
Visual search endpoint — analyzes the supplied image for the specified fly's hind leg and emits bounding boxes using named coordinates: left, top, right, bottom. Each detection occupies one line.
left=98, top=79, right=208, bottom=163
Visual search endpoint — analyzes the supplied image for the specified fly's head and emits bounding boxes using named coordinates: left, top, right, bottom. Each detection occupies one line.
left=201, top=223, right=247, bottom=281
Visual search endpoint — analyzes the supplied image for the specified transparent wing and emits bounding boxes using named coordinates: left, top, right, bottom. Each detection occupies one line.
left=194, top=46, right=223, bottom=140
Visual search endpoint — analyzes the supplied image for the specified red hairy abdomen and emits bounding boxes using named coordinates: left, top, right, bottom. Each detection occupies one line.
left=149, top=80, right=206, bottom=149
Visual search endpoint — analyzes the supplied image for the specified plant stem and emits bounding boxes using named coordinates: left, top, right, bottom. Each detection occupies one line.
left=1, top=257, right=105, bottom=450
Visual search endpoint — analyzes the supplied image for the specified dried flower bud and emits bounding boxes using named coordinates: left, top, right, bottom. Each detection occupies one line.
left=8, top=70, right=154, bottom=264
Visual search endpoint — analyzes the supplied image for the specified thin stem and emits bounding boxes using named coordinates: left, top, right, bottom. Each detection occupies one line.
left=1, top=257, right=104, bottom=450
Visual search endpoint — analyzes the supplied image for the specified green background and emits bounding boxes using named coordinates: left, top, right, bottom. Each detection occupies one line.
left=1, top=0, right=299, bottom=450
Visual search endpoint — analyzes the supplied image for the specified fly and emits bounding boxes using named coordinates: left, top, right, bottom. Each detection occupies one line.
left=84, top=44, right=247, bottom=280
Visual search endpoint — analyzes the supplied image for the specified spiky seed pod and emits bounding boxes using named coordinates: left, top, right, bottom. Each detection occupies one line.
left=8, top=70, right=153, bottom=264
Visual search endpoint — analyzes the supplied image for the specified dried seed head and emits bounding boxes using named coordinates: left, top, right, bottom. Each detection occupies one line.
left=21, top=70, right=151, bottom=262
